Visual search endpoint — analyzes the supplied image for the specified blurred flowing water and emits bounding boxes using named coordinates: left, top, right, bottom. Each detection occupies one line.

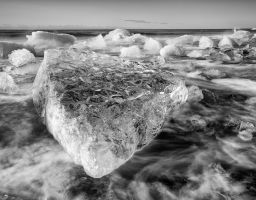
left=1, top=31, right=256, bottom=200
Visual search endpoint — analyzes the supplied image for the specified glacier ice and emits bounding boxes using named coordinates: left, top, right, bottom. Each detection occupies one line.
left=166, top=35, right=195, bottom=46
left=230, top=30, right=252, bottom=46
left=187, top=85, right=204, bottom=102
left=160, top=45, right=185, bottom=57
left=32, top=47, right=188, bottom=178
left=199, top=36, right=214, bottom=49
left=187, top=49, right=208, bottom=59
left=120, top=45, right=142, bottom=58
left=218, top=36, right=233, bottom=50
left=25, top=31, right=77, bottom=56
left=85, top=34, right=107, bottom=50
left=143, top=38, right=162, bottom=54
left=125, top=33, right=147, bottom=44
left=104, top=29, right=130, bottom=42
left=8, top=49, right=35, bottom=67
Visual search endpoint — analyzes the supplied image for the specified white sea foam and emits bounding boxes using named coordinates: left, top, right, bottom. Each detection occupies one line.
left=212, top=78, right=256, bottom=95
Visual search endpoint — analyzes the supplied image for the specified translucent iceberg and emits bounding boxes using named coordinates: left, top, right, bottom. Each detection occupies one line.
left=25, top=31, right=77, bottom=56
left=120, top=45, right=142, bottom=58
left=230, top=30, right=252, bottom=46
left=125, top=33, right=147, bottom=44
left=187, top=85, right=204, bottom=102
left=160, top=45, right=185, bottom=57
left=104, top=29, right=130, bottom=42
left=218, top=36, right=233, bottom=50
left=32, top=47, right=188, bottom=178
left=143, top=38, right=162, bottom=54
left=199, top=36, right=214, bottom=49
left=85, top=34, right=106, bottom=50
left=166, top=35, right=195, bottom=46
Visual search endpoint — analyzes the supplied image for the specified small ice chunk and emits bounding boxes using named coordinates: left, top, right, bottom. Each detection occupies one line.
left=143, top=38, right=162, bottom=54
left=203, top=69, right=225, bottom=78
left=238, top=130, right=253, bottom=141
left=189, top=115, right=207, bottom=128
left=199, top=36, right=214, bottom=49
left=104, top=29, right=130, bottom=42
left=86, top=34, right=106, bottom=50
left=245, top=97, right=256, bottom=105
left=238, top=121, right=254, bottom=141
left=218, top=36, right=233, bottom=50
left=0, top=72, right=17, bottom=92
left=187, top=85, right=204, bottom=102
left=8, top=49, right=35, bottom=67
left=186, top=71, right=206, bottom=80
left=160, top=45, right=185, bottom=57
left=120, top=45, right=142, bottom=58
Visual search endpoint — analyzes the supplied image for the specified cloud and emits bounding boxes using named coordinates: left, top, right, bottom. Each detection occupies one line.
left=124, top=19, right=152, bottom=24
left=124, top=19, right=168, bottom=25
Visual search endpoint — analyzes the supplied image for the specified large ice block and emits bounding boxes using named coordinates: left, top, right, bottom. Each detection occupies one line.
left=33, top=47, right=188, bottom=178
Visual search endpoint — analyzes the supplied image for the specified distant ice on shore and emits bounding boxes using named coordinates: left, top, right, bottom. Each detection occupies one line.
left=25, top=31, right=77, bottom=56
left=120, top=45, right=142, bottom=58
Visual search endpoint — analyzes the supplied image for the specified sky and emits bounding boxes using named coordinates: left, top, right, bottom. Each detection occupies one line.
left=0, top=0, right=255, bottom=29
